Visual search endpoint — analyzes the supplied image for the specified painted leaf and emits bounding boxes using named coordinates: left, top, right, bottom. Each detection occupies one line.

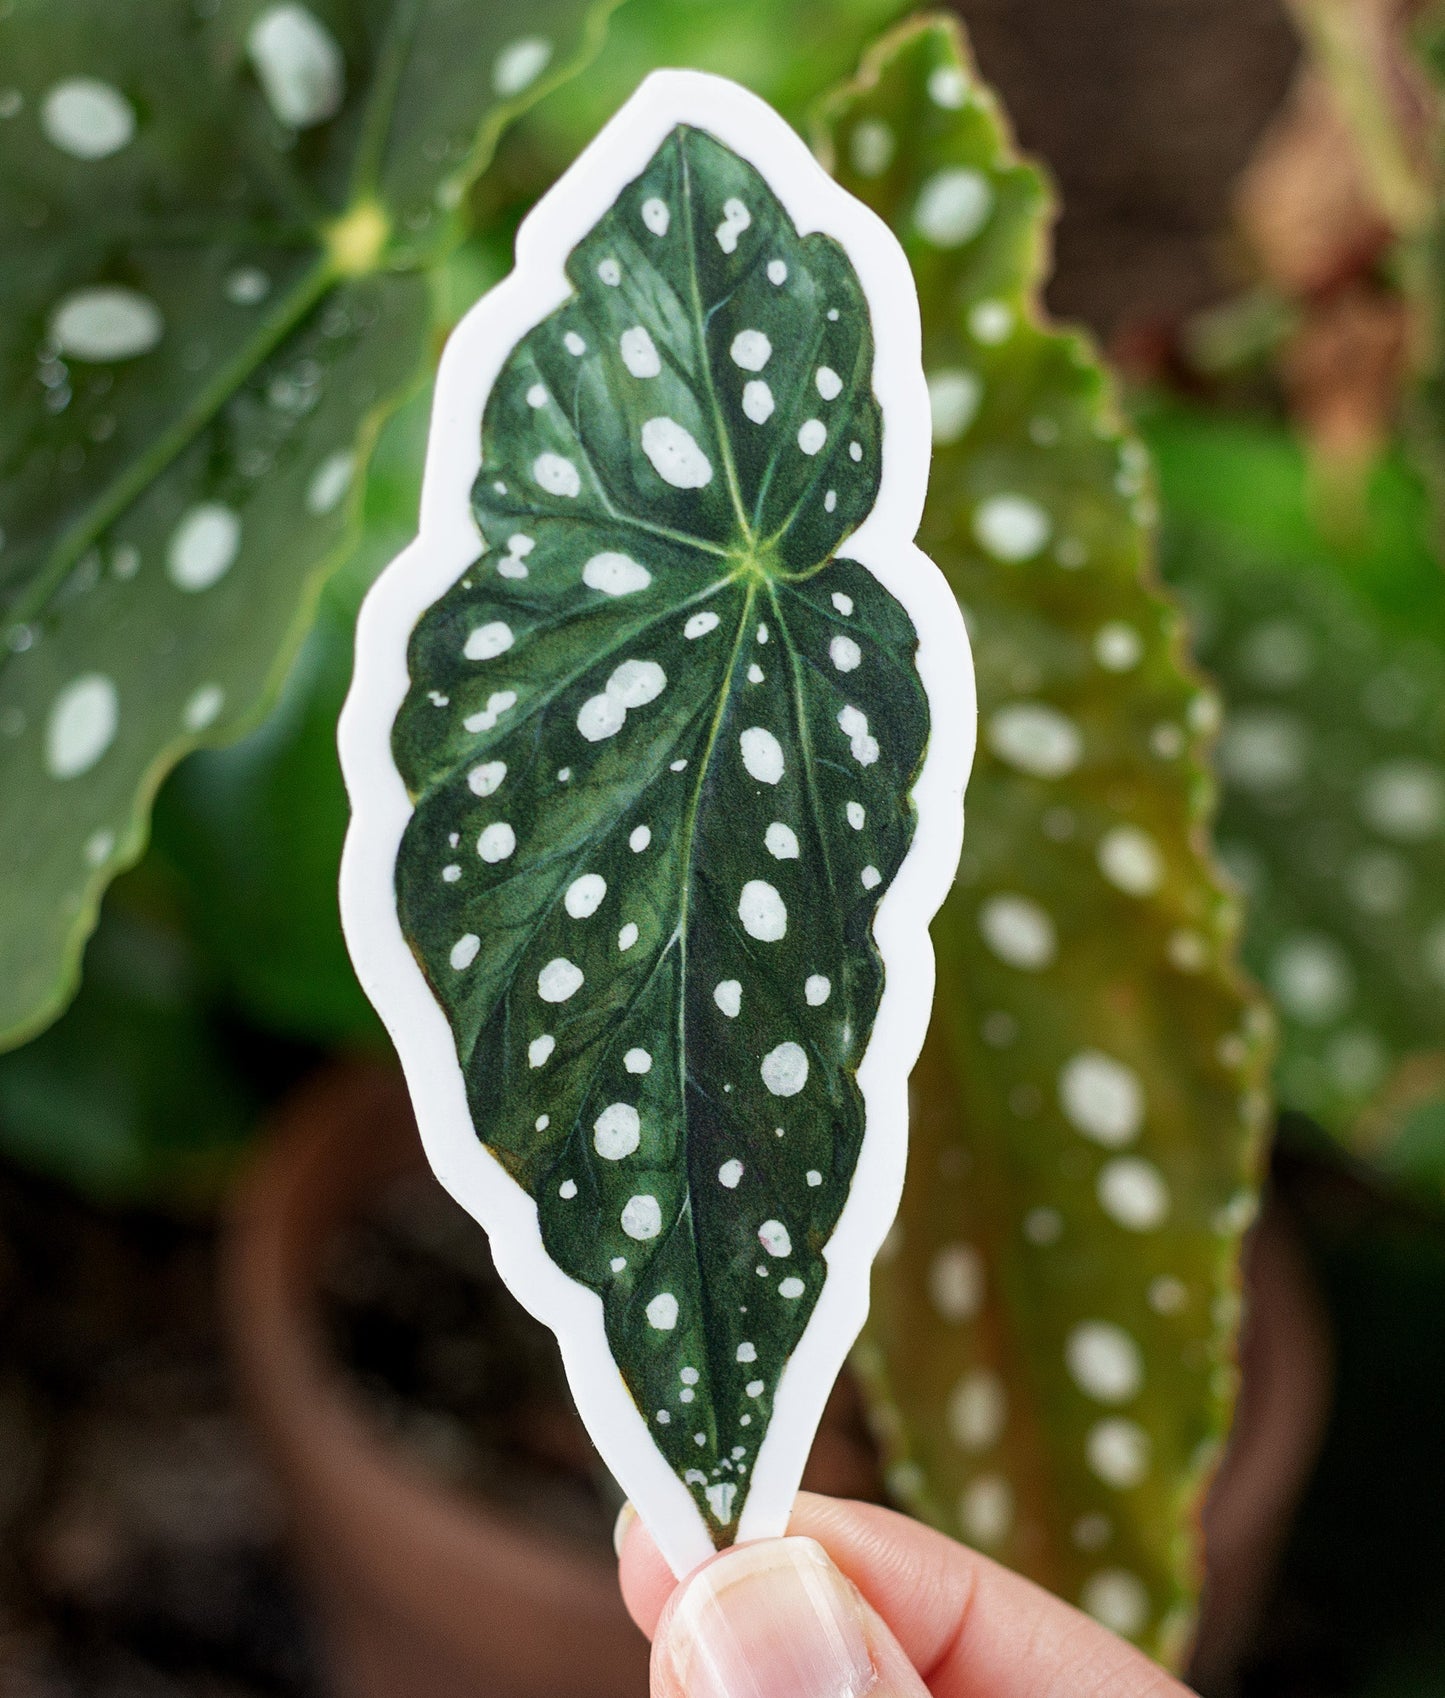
left=391, top=122, right=931, bottom=1543
left=0, top=0, right=612, bottom=1049
left=1149, top=403, right=1445, bottom=1175
left=817, top=18, right=1272, bottom=1659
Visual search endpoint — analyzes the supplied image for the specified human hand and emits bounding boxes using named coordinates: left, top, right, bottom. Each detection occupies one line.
left=616, top=1491, right=1193, bottom=1698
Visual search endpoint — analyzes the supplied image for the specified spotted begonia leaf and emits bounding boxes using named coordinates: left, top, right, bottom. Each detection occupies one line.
left=390, top=122, right=932, bottom=1545
left=816, top=18, right=1272, bottom=1660
left=0, top=0, right=613, bottom=1049
left=1149, top=403, right=1445, bottom=1175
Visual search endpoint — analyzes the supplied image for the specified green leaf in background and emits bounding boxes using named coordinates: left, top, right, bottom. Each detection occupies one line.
left=818, top=18, right=1272, bottom=1659
left=1149, top=403, right=1445, bottom=1185
left=0, top=0, right=613, bottom=1050
left=393, top=123, right=930, bottom=1542
left=150, top=384, right=435, bottom=1047
left=495, top=0, right=909, bottom=190
left=0, top=892, right=259, bottom=1205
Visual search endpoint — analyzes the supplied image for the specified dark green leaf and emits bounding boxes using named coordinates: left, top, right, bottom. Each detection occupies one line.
left=0, top=0, right=613, bottom=1048
left=393, top=124, right=931, bottom=1541
left=817, top=18, right=1271, bottom=1659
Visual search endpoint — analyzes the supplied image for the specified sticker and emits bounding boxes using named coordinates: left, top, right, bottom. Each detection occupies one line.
left=339, top=69, right=975, bottom=1578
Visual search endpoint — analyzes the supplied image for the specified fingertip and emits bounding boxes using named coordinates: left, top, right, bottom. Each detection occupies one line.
left=616, top=1503, right=680, bottom=1640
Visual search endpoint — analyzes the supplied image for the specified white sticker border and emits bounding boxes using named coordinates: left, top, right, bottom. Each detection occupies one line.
left=339, top=67, right=976, bottom=1578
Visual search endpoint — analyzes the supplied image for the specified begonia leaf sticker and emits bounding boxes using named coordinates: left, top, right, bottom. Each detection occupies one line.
left=339, top=71, right=973, bottom=1574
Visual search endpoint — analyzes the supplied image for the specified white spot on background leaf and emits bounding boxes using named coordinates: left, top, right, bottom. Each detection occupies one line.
left=797, top=419, right=826, bottom=456
left=1360, top=760, right=1444, bottom=842
left=978, top=893, right=1056, bottom=969
left=1095, top=622, right=1143, bottom=672
left=850, top=117, right=895, bottom=176
left=970, top=300, right=1013, bottom=344
left=1097, top=825, right=1163, bottom=897
left=1066, top=1321, right=1143, bottom=1404
left=715, top=980, right=741, bottom=1017
left=948, top=1369, right=1005, bottom=1451
left=182, top=684, right=224, bottom=733
left=685, top=612, right=720, bottom=640
left=928, top=369, right=981, bottom=444
left=1081, top=1571, right=1149, bottom=1637
left=45, top=674, right=118, bottom=779
left=306, top=451, right=355, bottom=515
left=492, top=36, right=552, bottom=97
left=958, top=1477, right=1014, bottom=1549
left=642, top=197, right=670, bottom=236
left=42, top=78, right=135, bottom=159
left=1270, top=934, right=1353, bottom=1025
left=929, top=1243, right=983, bottom=1322
left=804, top=974, right=830, bottom=1006
left=1097, top=1158, right=1170, bottom=1231
left=1087, top=1419, right=1150, bottom=1489
left=528, top=1035, right=555, bottom=1068
left=929, top=63, right=970, bottom=107
left=248, top=5, right=344, bottom=129
left=988, top=703, right=1081, bottom=778
left=1059, top=1051, right=1143, bottom=1147
left=974, top=494, right=1051, bottom=561
left=915, top=167, right=992, bottom=247
left=167, top=504, right=241, bottom=592
left=51, top=286, right=163, bottom=361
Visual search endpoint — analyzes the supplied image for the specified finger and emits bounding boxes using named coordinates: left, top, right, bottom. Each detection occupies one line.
left=650, top=1535, right=931, bottom=1698
left=618, top=1493, right=1189, bottom=1698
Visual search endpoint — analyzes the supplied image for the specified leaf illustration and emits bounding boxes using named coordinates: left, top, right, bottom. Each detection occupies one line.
left=1150, top=402, right=1445, bottom=1178
left=383, top=114, right=946, bottom=1548
left=0, top=0, right=613, bottom=1049
left=817, top=18, right=1272, bottom=1660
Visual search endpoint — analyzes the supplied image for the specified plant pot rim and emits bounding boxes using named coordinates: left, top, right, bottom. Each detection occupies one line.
left=221, top=1059, right=650, bottom=1698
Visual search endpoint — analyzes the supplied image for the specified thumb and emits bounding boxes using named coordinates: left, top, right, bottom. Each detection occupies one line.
left=649, top=1534, right=929, bottom=1698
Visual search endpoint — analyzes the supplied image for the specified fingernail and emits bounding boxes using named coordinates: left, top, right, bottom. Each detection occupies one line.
left=613, top=1500, right=637, bottom=1559
left=661, top=1537, right=878, bottom=1698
